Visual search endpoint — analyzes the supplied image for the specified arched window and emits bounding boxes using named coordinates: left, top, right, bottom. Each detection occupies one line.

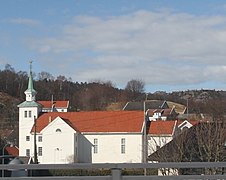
left=56, top=128, right=62, bottom=133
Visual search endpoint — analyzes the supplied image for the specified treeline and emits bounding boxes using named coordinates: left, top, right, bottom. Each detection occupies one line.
left=0, top=64, right=146, bottom=111
left=148, top=89, right=226, bottom=118
left=1, top=64, right=226, bottom=114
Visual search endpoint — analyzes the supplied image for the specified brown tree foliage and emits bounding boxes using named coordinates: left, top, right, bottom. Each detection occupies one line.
left=148, top=121, right=226, bottom=175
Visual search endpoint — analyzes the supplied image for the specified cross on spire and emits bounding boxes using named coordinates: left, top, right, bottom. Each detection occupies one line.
left=29, top=60, right=33, bottom=75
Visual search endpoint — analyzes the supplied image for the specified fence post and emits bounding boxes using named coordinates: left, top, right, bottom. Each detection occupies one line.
left=111, top=168, right=122, bottom=180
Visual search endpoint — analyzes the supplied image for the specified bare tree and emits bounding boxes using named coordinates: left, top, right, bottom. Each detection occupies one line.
left=38, top=71, right=55, bottom=81
left=148, top=121, right=226, bottom=175
left=125, top=79, right=145, bottom=93
left=125, top=79, right=145, bottom=101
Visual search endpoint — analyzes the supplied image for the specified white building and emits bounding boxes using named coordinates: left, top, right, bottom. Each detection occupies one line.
left=18, top=65, right=197, bottom=164
left=147, top=108, right=178, bottom=121
left=33, top=111, right=144, bottom=164
left=18, top=66, right=145, bottom=164
left=147, top=121, right=177, bottom=155
left=147, top=120, right=198, bottom=156
left=37, top=100, right=69, bottom=112
left=17, top=68, right=42, bottom=162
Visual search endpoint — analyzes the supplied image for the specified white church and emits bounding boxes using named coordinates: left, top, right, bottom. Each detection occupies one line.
left=18, top=64, right=195, bottom=164
left=18, top=65, right=147, bottom=164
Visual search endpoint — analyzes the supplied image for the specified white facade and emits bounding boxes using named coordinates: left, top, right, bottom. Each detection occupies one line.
left=41, top=107, right=68, bottom=112
left=19, top=104, right=144, bottom=164
left=19, top=65, right=184, bottom=164
left=148, top=135, right=173, bottom=155
left=37, top=101, right=69, bottom=113
left=40, top=117, right=77, bottom=164
left=18, top=68, right=42, bottom=158
left=18, top=106, right=40, bottom=157
left=79, top=133, right=143, bottom=163
left=18, top=70, right=144, bottom=164
left=23, top=116, right=143, bottom=164
left=36, top=117, right=143, bottom=164
left=147, top=120, right=196, bottom=157
left=149, top=112, right=167, bottom=121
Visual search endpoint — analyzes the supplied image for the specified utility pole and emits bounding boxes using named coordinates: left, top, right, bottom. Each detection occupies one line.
left=34, top=116, right=38, bottom=164
left=187, top=98, right=189, bottom=118
left=2, top=142, right=10, bottom=177
left=143, top=94, right=148, bottom=176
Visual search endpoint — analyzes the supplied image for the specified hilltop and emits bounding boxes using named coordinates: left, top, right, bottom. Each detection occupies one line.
left=0, top=64, right=226, bottom=130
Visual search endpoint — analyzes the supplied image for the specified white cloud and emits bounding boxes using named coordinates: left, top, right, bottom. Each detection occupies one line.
left=28, top=10, right=226, bottom=89
left=9, top=18, right=40, bottom=26
left=0, top=57, right=11, bottom=67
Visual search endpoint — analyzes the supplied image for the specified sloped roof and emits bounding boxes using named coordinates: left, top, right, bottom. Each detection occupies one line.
left=37, top=100, right=69, bottom=108
left=5, top=146, right=19, bottom=156
left=147, top=108, right=172, bottom=116
left=18, top=101, right=42, bottom=108
left=177, top=120, right=198, bottom=127
left=25, top=71, right=37, bottom=94
left=162, top=109, right=174, bottom=116
left=166, top=101, right=186, bottom=114
left=123, top=100, right=167, bottom=111
left=33, top=111, right=144, bottom=133
left=148, top=120, right=177, bottom=135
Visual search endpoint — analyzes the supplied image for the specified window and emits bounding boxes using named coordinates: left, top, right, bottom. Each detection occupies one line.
left=56, top=128, right=62, bottom=133
left=38, top=136, right=42, bottom=142
left=26, top=149, right=30, bottom=156
left=24, top=111, right=27, bottom=118
left=29, top=110, right=32, bottom=117
left=26, top=136, right=30, bottom=141
left=121, top=138, right=126, bottom=154
left=38, top=147, right=42, bottom=156
left=94, top=138, right=98, bottom=154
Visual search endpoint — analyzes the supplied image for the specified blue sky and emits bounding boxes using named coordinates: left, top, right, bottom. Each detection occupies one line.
left=1, top=0, right=226, bottom=92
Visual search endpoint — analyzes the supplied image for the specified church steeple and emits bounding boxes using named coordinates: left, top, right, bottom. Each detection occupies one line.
left=25, top=61, right=37, bottom=102
left=18, top=61, right=42, bottom=159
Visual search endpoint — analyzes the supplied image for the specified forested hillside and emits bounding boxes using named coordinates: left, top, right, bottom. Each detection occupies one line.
left=1, top=64, right=226, bottom=130
left=0, top=64, right=130, bottom=111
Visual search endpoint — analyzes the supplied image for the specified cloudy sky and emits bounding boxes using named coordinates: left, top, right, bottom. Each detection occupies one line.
left=1, top=0, right=226, bottom=92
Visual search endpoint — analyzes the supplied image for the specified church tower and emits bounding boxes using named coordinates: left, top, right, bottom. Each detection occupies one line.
left=24, top=61, right=37, bottom=102
left=18, top=61, right=42, bottom=157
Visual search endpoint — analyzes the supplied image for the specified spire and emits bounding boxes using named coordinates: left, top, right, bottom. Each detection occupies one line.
left=25, top=61, right=37, bottom=101
left=26, top=61, right=36, bottom=93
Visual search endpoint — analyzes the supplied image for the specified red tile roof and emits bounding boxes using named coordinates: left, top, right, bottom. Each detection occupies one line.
left=37, top=101, right=69, bottom=108
left=5, top=146, right=19, bottom=156
left=148, top=120, right=177, bottom=135
left=33, top=111, right=144, bottom=133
